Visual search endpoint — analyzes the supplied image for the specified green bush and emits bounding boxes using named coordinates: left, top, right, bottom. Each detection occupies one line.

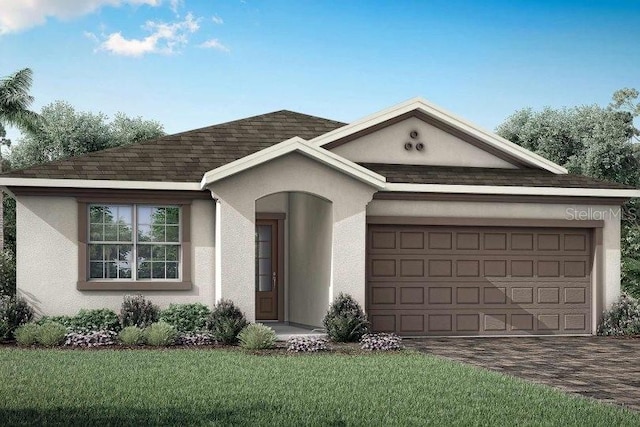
left=71, top=308, right=121, bottom=333
left=37, top=315, right=74, bottom=329
left=15, top=323, right=40, bottom=346
left=0, top=296, right=34, bottom=341
left=120, top=295, right=159, bottom=328
left=0, top=250, right=16, bottom=298
left=598, top=294, right=640, bottom=336
left=238, top=323, right=277, bottom=350
left=119, top=326, right=145, bottom=346
left=322, top=293, right=369, bottom=342
left=144, top=322, right=178, bottom=346
left=37, top=322, right=67, bottom=347
left=160, top=303, right=211, bottom=332
left=207, top=299, right=248, bottom=345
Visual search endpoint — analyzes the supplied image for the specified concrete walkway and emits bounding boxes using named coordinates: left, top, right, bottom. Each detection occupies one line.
left=406, top=336, right=640, bottom=412
left=266, top=323, right=327, bottom=341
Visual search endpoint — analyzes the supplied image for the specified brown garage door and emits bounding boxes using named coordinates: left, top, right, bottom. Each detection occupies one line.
left=367, top=225, right=592, bottom=336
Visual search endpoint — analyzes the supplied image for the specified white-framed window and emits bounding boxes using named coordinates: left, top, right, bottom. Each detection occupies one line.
left=88, top=204, right=181, bottom=281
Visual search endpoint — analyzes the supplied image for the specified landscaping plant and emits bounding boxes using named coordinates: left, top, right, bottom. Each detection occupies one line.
left=238, top=323, right=276, bottom=350
left=36, top=322, right=67, bottom=347
left=0, top=250, right=16, bottom=298
left=177, top=332, right=215, bottom=346
left=360, top=333, right=402, bottom=351
left=70, top=309, right=120, bottom=333
left=322, top=293, right=369, bottom=342
left=597, top=293, right=640, bottom=336
left=119, top=326, right=145, bottom=346
left=64, top=330, right=118, bottom=347
left=287, top=336, right=328, bottom=352
left=160, top=303, right=211, bottom=332
left=0, top=295, right=34, bottom=341
left=144, top=322, right=178, bottom=346
left=120, top=294, right=159, bottom=328
left=14, top=323, right=39, bottom=346
left=206, top=299, right=248, bottom=345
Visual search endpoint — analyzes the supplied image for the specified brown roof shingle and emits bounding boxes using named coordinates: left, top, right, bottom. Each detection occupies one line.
left=3, top=110, right=346, bottom=182
left=360, top=163, right=633, bottom=189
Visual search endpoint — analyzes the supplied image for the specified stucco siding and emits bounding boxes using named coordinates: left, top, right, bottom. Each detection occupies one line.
left=288, top=192, right=332, bottom=327
left=16, top=196, right=216, bottom=316
left=331, top=116, right=517, bottom=168
left=367, top=199, right=622, bottom=327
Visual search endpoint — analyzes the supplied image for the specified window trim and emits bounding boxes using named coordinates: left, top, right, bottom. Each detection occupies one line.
left=77, top=199, right=192, bottom=291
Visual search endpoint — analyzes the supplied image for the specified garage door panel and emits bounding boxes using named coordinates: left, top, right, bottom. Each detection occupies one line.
left=367, top=225, right=592, bottom=336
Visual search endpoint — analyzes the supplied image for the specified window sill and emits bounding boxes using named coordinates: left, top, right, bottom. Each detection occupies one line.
left=77, top=281, right=192, bottom=291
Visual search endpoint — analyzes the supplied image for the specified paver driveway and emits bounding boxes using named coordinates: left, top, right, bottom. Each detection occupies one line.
left=406, top=336, right=640, bottom=411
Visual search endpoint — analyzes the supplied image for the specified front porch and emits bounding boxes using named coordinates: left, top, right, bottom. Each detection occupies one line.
left=266, top=322, right=327, bottom=341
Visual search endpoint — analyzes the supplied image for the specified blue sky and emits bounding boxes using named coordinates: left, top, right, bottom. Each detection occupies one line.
left=1, top=0, right=639, bottom=141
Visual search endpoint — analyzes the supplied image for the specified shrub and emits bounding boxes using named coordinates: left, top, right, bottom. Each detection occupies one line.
left=65, top=330, right=118, bottom=347
left=207, top=299, right=248, bottom=345
left=177, top=332, right=215, bottom=346
left=238, top=323, right=277, bottom=350
left=37, top=322, right=67, bottom=347
left=37, top=315, right=74, bottom=330
left=70, top=309, right=120, bottom=333
left=360, top=333, right=402, bottom=351
left=597, top=294, right=640, bottom=336
left=0, top=250, right=16, bottom=298
left=120, top=295, right=159, bottom=328
left=15, top=323, right=39, bottom=346
left=322, top=293, right=369, bottom=342
left=160, top=303, right=211, bottom=332
left=119, top=326, right=145, bottom=346
left=287, top=336, right=328, bottom=353
left=144, top=322, right=178, bottom=346
left=0, top=295, right=34, bottom=341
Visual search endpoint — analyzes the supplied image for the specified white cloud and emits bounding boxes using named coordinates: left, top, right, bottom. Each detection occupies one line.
left=98, top=13, right=200, bottom=56
left=0, top=0, right=161, bottom=34
left=169, top=0, right=183, bottom=14
left=199, top=38, right=229, bottom=52
left=212, top=15, right=224, bottom=25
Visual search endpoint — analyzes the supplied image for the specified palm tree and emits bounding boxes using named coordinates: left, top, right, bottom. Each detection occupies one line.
left=0, top=68, right=40, bottom=251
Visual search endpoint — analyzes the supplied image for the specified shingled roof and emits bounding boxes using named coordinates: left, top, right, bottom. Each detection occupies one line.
left=3, top=110, right=346, bottom=182
left=360, top=163, right=633, bottom=189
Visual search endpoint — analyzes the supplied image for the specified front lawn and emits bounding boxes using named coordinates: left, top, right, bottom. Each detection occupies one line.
left=0, top=348, right=637, bottom=426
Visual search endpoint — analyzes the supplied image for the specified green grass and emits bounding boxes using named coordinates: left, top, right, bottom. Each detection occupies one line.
left=0, top=348, right=637, bottom=426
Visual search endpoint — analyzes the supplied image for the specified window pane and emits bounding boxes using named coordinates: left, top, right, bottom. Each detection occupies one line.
left=89, top=244, right=103, bottom=261
left=106, top=262, right=118, bottom=279
left=103, top=206, right=118, bottom=225
left=89, top=262, right=103, bottom=279
left=258, top=242, right=271, bottom=258
left=117, top=206, right=132, bottom=225
left=165, top=207, right=179, bottom=225
left=166, top=226, right=179, bottom=242
left=166, top=246, right=179, bottom=261
left=89, top=224, right=103, bottom=242
left=152, top=262, right=166, bottom=279
left=137, top=225, right=151, bottom=242
left=150, top=224, right=165, bottom=242
left=104, top=225, right=118, bottom=241
left=138, top=262, right=151, bottom=279
left=104, top=245, right=117, bottom=261
left=118, top=224, right=132, bottom=242
left=151, top=207, right=166, bottom=225
left=257, top=225, right=271, bottom=242
left=257, top=275, right=271, bottom=292
left=259, top=259, right=271, bottom=275
left=119, top=264, right=132, bottom=279
left=138, top=244, right=151, bottom=260
left=152, top=245, right=166, bottom=261
left=166, top=262, right=179, bottom=279
left=90, top=206, right=104, bottom=224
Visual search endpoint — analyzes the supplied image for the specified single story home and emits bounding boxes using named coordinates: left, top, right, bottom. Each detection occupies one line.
left=1, top=98, right=637, bottom=336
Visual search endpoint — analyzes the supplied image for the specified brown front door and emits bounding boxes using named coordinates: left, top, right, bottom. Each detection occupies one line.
left=255, top=219, right=278, bottom=320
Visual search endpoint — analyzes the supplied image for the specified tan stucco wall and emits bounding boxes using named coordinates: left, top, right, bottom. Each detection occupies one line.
left=367, top=199, right=622, bottom=328
left=208, top=152, right=378, bottom=322
left=331, top=116, right=517, bottom=168
left=288, top=192, right=332, bottom=327
left=16, top=196, right=216, bottom=316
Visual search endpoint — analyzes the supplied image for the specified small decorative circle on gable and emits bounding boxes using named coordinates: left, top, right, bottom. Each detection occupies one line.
left=409, top=130, right=419, bottom=139
left=404, top=142, right=413, bottom=150
left=416, top=142, right=425, bottom=151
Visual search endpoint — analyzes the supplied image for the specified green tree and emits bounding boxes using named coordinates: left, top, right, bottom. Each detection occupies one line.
left=496, top=89, right=640, bottom=297
left=0, top=68, right=39, bottom=253
left=9, top=100, right=165, bottom=169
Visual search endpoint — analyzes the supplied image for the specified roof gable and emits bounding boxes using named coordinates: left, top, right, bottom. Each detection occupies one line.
left=311, top=98, right=568, bottom=174
left=201, top=137, right=386, bottom=189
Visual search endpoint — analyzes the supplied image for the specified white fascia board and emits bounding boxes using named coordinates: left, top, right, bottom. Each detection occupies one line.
left=384, top=183, right=640, bottom=198
left=0, top=177, right=202, bottom=191
left=201, top=137, right=386, bottom=189
left=311, top=97, right=568, bottom=175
